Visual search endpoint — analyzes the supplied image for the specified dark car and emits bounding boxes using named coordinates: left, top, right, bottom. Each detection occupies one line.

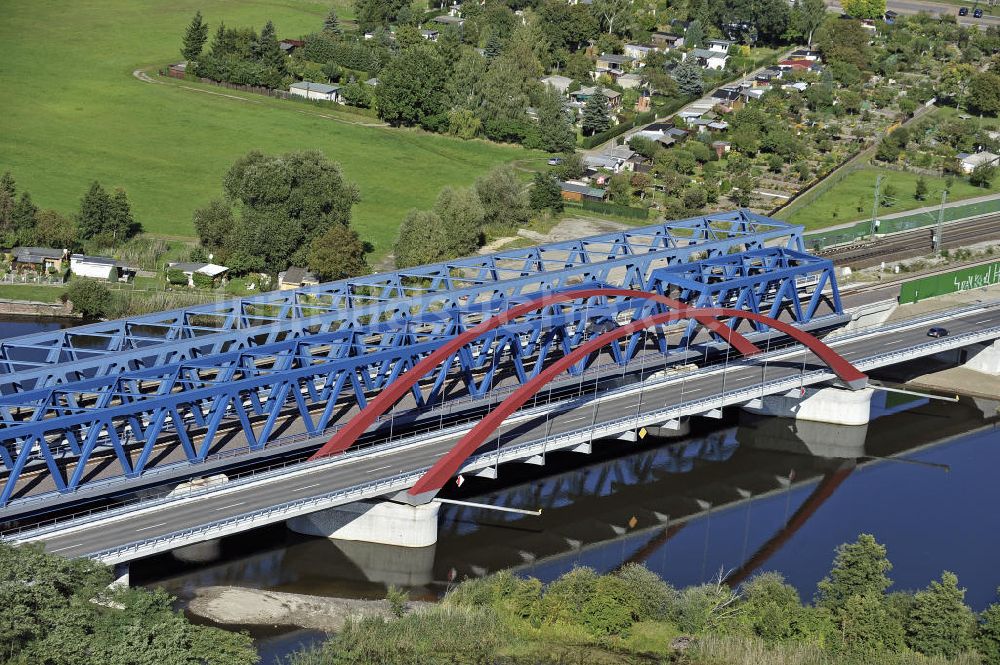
left=959, top=6, right=969, bottom=15
left=974, top=8, right=983, bottom=17
left=927, top=327, right=949, bottom=338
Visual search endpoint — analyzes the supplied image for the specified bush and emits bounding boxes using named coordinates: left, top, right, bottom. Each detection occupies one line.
left=582, top=576, right=636, bottom=637
left=386, top=585, right=408, bottom=618
left=191, top=271, right=215, bottom=289
left=615, top=563, right=678, bottom=622
left=539, top=567, right=600, bottom=626
left=65, top=279, right=114, bottom=319
left=166, top=268, right=188, bottom=286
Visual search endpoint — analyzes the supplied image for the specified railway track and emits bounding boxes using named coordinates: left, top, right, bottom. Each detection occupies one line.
left=817, top=214, right=1000, bottom=268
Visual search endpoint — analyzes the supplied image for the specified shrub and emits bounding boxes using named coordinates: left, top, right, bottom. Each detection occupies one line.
left=615, top=563, right=678, bottom=622
left=165, top=268, right=188, bottom=286
left=582, top=575, right=636, bottom=637
left=65, top=279, right=114, bottom=319
left=539, top=566, right=600, bottom=626
left=386, top=585, right=408, bottom=618
left=191, top=271, right=215, bottom=289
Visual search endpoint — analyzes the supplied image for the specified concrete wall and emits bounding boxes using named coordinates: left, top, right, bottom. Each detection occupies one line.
left=742, top=386, right=874, bottom=426
left=965, top=339, right=1000, bottom=376
left=0, top=298, right=75, bottom=317
left=287, top=500, right=440, bottom=548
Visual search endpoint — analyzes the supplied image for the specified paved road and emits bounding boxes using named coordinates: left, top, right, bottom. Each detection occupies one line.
left=29, top=305, right=1000, bottom=559
left=827, top=0, right=1000, bottom=26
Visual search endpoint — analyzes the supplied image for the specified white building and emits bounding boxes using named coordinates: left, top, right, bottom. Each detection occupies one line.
left=957, top=151, right=999, bottom=174
left=70, top=254, right=119, bottom=280
left=168, top=262, right=229, bottom=287
left=706, top=39, right=732, bottom=54
left=684, top=49, right=729, bottom=70
left=623, top=44, right=654, bottom=61
left=289, top=81, right=342, bottom=103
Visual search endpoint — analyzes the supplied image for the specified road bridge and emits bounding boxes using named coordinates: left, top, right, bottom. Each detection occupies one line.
left=9, top=300, right=998, bottom=564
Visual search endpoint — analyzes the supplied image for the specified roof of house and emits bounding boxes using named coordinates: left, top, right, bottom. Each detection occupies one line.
left=169, top=262, right=229, bottom=277
left=779, top=59, right=815, bottom=68
left=790, top=49, right=820, bottom=57
left=560, top=181, right=606, bottom=198
left=960, top=151, right=999, bottom=166
left=690, top=48, right=728, bottom=60
left=706, top=39, right=733, bottom=46
left=572, top=86, right=622, bottom=99
left=541, top=74, right=573, bottom=89
left=281, top=267, right=319, bottom=285
left=652, top=31, right=683, bottom=40
left=280, top=39, right=305, bottom=47
left=289, top=81, right=341, bottom=94
left=431, top=14, right=465, bottom=24
left=712, top=88, right=741, bottom=100
left=583, top=155, right=621, bottom=170
left=625, top=43, right=653, bottom=51
left=606, top=146, right=635, bottom=160
left=597, top=53, right=635, bottom=64
left=13, top=247, right=65, bottom=262
left=70, top=254, right=117, bottom=266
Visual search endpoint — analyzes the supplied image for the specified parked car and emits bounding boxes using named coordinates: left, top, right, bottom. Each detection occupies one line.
left=959, top=6, right=968, bottom=15
left=974, top=8, right=983, bottom=17
left=547, top=157, right=563, bottom=166
left=927, top=327, right=949, bottom=338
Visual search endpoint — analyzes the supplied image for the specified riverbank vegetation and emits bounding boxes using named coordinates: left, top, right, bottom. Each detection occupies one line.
left=289, top=534, right=1000, bottom=665
left=0, top=542, right=257, bottom=665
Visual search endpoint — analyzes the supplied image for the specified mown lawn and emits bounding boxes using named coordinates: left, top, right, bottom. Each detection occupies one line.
left=778, top=167, right=995, bottom=230
left=0, top=285, right=66, bottom=303
left=0, top=0, right=534, bottom=259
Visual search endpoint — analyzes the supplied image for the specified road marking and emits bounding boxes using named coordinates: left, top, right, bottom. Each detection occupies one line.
left=48, top=543, right=83, bottom=553
left=974, top=319, right=994, bottom=325
left=366, top=464, right=392, bottom=473
left=685, top=387, right=704, bottom=393
left=291, top=483, right=321, bottom=492
left=135, top=521, right=168, bottom=532
left=214, top=502, right=245, bottom=511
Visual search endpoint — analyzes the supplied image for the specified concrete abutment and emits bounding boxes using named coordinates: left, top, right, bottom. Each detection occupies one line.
left=287, top=499, right=440, bottom=548
left=742, top=386, right=874, bottom=427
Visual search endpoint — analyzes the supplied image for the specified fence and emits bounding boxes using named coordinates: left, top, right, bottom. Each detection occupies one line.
left=564, top=199, right=649, bottom=219
left=899, top=260, right=1000, bottom=303
left=803, top=197, right=1000, bottom=250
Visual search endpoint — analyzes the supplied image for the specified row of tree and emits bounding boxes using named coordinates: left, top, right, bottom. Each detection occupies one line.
left=192, top=150, right=369, bottom=281
left=290, top=534, right=1000, bottom=664
left=181, top=13, right=290, bottom=89
left=393, top=165, right=529, bottom=267
left=0, top=172, right=141, bottom=254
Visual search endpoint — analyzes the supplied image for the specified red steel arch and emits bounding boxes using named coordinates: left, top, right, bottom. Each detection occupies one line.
left=311, top=288, right=761, bottom=460
left=407, top=307, right=867, bottom=498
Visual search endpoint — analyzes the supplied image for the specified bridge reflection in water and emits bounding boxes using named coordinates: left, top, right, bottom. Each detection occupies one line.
left=138, top=391, right=999, bottom=609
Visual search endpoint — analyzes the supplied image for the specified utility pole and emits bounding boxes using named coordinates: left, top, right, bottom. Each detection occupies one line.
left=869, top=174, right=883, bottom=239
left=933, top=188, right=948, bottom=252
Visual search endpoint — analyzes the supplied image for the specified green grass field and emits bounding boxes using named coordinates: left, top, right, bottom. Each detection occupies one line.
left=0, top=0, right=536, bottom=259
left=778, top=167, right=994, bottom=230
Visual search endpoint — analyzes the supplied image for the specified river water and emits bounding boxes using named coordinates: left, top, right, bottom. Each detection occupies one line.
left=3, top=317, right=999, bottom=662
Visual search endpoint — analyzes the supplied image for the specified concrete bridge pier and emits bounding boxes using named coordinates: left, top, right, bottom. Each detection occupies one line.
left=742, top=386, right=874, bottom=426
left=109, top=562, right=130, bottom=589
left=287, top=499, right=440, bottom=548
left=738, top=414, right=868, bottom=459
left=644, top=417, right=691, bottom=439
left=965, top=339, right=1000, bottom=376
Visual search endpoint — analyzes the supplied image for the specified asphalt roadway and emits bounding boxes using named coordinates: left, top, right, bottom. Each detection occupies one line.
left=827, top=0, right=1000, bottom=27
left=29, top=304, right=1000, bottom=559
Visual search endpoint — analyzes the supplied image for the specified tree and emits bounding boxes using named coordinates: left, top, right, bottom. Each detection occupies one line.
left=181, top=10, right=209, bottom=61
left=582, top=90, right=611, bottom=136
left=76, top=181, right=112, bottom=240
left=256, top=20, right=286, bottom=71
left=968, top=72, right=1000, bottom=116
left=906, top=572, right=976, bottom=658
left=32, top=209, right=79, bottom=250
left=534, top=85, right=576, bottom=153
left=66, top=280, right=114, bottom=318
left=979, top=593, right=1000, bottom=665
left=484, top=32, right=503, bottom=60
left=915, top=176, right=928, bottom=201
left=796, top=0, right=828, bottom=47
left=107, top=188, right=139, bottom=242
left=323, top=6, right=342, bottom=35
left=837, top=591, right=906, bottom=659
left=672, top=57, right=704, bottom=97
left=475, top=165, right=530, bottom=232
left=0, top=171, right=15, bottom=233
left=11, top=192, right=37, bottom=233
left=394, top=210, right=447, bottom=268
left=529, top=172, right=564, bottom=212
left=815, top=17, right=871, bottom=70
left=376, top=46, right=449, bottom=131
left=193, top=199, right=235, bottom=251
left=308, top=224, right=370, bottom=281
left=433, top=187, right=484, bottom=258
left=817, top=534, right=893, bottom=614
left=686, top=20, right=704, bottom=48
left=970, top=163, right=997, bottom=188
left=842, top=0, right=886, bottom=19
left=353, top=0, right=409, bottom=31
left=591, top=0, right=634, bottom=35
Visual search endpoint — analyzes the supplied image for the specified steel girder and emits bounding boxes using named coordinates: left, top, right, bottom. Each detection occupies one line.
left=0, top=211, right=801, bottom=394
left=0, top=249, right=841, bottom=507
left=645, top=248, right=841, bottom=347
